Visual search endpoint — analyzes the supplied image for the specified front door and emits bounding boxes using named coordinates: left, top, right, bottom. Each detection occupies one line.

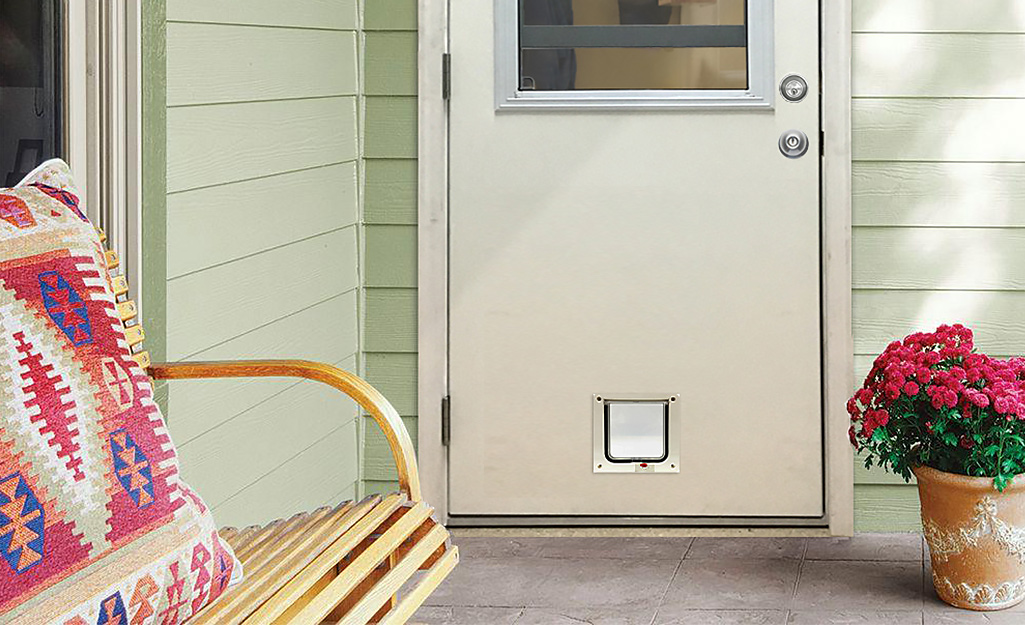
left=448, top=0, right=822, bottom=520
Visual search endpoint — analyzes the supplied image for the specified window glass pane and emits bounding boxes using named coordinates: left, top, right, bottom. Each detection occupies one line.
left=519, top=0, right=747, bottom=91
left=0, top=0, right=62, bottom=186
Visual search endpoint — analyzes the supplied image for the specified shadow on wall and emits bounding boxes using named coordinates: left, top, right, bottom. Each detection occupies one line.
left=852, top=0, right=1025, bottom=380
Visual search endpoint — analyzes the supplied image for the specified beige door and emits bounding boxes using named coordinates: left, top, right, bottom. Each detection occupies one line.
left=448, top=0, right=822, bottom=520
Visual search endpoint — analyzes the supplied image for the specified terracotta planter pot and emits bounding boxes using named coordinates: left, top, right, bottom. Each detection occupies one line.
left=915, top=465, right=1025, bottom=610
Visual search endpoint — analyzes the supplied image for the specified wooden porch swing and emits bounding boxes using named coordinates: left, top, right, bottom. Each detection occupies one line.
left=101, top=231, right=458, bottom=624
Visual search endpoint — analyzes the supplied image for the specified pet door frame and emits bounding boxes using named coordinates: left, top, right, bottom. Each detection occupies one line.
left=593, top=394, right=681, bottom=473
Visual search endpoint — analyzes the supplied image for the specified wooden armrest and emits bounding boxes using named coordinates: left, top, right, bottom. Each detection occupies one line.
left=148, top=360, right=421, bottom=501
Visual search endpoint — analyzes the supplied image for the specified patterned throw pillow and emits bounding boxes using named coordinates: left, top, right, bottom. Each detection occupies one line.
left=0, top=160, right=238, bottom=624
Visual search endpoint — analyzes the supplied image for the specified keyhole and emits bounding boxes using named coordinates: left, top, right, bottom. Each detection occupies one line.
left=780, top=75, right=807, bottom=102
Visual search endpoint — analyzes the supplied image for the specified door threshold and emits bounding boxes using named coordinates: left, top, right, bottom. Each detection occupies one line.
left=451, top=526, right=834, bottom=538
left=448, top=515, right=828, bottom=529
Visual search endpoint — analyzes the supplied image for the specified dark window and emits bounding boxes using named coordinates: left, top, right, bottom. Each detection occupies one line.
left=0, top=0, right=62, bottom=186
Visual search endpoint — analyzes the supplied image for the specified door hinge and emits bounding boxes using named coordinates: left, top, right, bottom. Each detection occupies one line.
left=442, top=53, right=451, bottom=100
left=441, top=395, right=451, bottom=446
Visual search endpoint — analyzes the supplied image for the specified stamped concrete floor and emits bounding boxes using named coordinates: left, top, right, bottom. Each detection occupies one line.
left=411, top=534, right=1023, bottom=625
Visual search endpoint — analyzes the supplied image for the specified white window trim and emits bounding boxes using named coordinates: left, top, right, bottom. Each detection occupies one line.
left=493, top=0, right=775, bottom=110
left=63, top=0, right=143, bottom=310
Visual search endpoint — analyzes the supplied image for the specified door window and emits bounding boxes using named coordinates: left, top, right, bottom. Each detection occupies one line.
left=521, top=0, right=747, bottom=91
left=497, top=0, right=773, bottom=108
left=0, top=0, right=62, bottom=185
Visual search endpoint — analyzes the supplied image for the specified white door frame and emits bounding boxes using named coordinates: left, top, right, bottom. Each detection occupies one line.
left=417, top=0, right=853, bottom=534
left=63, top=0, right=144, bottom=307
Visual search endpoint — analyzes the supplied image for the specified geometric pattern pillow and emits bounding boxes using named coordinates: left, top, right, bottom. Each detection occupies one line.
left=0, top=160, right=238, bottom=624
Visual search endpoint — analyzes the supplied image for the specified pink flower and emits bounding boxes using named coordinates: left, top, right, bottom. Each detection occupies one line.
left=876, top=410, right=890, bottom=426
left=995, top=396, right=1012, bottom=414
left=944, top=389, right=959, bottom=408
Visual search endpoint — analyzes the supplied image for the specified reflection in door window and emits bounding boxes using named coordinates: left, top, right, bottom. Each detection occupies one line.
left=0, top=0, right=62, bottom=186
left=519, top=0, right=747, bottom=91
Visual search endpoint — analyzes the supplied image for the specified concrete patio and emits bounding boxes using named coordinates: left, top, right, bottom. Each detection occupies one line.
left=412, top=534, right=1019, bottom=624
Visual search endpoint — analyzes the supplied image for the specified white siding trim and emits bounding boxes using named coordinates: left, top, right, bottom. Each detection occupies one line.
left=823, top=0, right=856, bottom=536
left=417, top=0, right=450, bottom=520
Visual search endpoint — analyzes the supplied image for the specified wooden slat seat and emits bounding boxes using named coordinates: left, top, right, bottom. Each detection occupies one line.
left=188, top=494, right=454, bottom=624
left=98, top=234, right=457, bottom=623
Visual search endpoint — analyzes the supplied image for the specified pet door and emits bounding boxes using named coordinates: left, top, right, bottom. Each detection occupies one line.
left=593, top=393, right=680, bottom=473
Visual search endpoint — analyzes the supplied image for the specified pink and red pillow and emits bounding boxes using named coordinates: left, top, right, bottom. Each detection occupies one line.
left=0, top=160, right=238, bottom=624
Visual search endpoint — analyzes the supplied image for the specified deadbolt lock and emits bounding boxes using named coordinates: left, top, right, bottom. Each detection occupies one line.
left=780, top=74, right=808, bottom=103
left=779, top=130, right=809, bottom=159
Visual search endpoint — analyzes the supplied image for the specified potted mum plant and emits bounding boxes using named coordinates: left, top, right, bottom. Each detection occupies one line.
left=849, top=324, right=1025, bottom=611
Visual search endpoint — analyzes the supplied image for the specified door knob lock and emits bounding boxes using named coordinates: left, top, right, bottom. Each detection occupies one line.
left=780, top=74, right=808, bottom=102
left=779, top=130, right=809, bottom=159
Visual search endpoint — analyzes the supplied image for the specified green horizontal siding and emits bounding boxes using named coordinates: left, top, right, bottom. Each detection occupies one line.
left=364, top=0, right=416, bottom=32
left=365, top=289, right=417, bottom=353
left=167, top=163, right=358, bottom=278
left=365, top=32, right=417, bottom=97
left=365, top=160, right=417, bottom=225
left=166, top=97, right=358, bottom=193
left=167, top=0, right=357, bottom=29
left=364, top=416, right=419, bottom=481
left=364, top=353, right=417, bottom=417
left=169, top=296, right=359, bottom=444
left=850, top=0, right=1024, bottom=529
left=166, top=24, right=358, bottom=106
left=360, top=0, right=418, bottom=494
left=142, top=0, right=168, bottom=415
left=365, top=97, right=417, bottom=159
left=854, top=485, right=921, bottom=533
left=163, top=3, right=363, bottom=526
left=365, top=225, right=417, bottom=288
left=364, top=479, right=405, bottom=497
